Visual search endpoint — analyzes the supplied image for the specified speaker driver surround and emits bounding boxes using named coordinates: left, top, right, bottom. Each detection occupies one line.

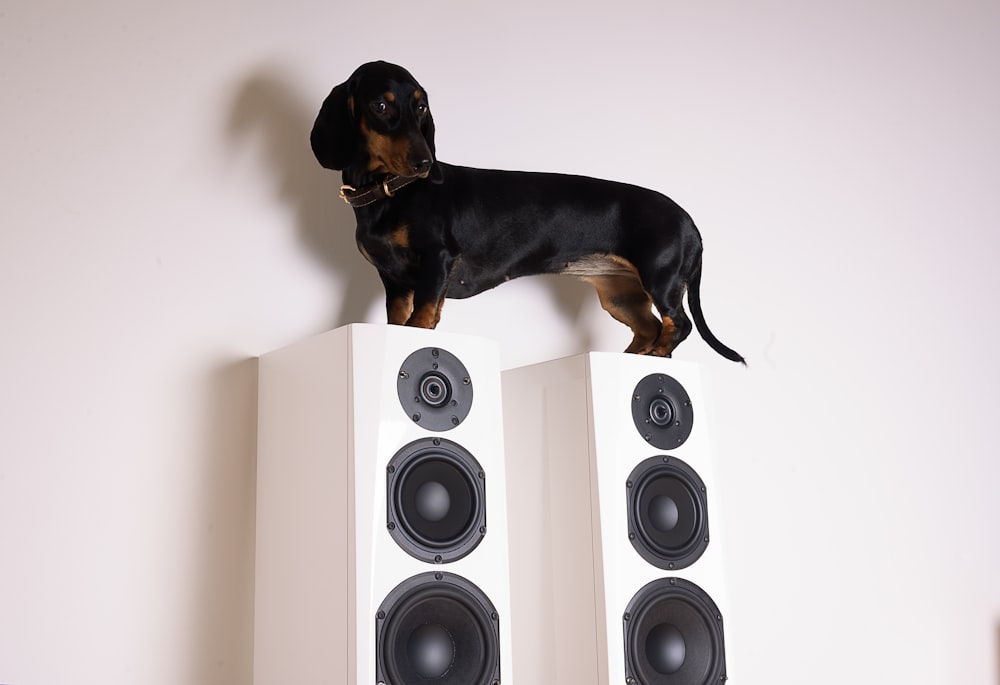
left=398, top=347, right=474, bottom=431
left=627, top=455, right=709, bottom=570
left=376, top=572, right=501, bottom=685
left=631, top=373, right=694, bottom=448
left=388, top=437, right=487, bottom=563
left=624, top=578, right=726, bottom=685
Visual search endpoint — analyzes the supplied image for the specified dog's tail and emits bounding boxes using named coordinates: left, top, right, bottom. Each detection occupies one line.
left=687, top=260, right=746, bottom=365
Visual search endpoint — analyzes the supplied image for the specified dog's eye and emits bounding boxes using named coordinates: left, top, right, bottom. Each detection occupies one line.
left=371, top=101, right=388, bottom=116
left=416, top=103, right=429, bottom=117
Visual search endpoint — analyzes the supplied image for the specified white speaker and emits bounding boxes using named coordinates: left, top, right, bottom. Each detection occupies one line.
left=502, top=352, right=729, bottom=685
left=254, top=323, right=513, bottom=685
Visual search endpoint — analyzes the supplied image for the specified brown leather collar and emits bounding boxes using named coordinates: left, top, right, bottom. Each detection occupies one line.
left=339, top=174, right=422, bottom=208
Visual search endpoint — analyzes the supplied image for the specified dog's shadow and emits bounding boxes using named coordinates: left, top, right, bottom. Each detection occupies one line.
left=226, top=66, right=381, bottom=328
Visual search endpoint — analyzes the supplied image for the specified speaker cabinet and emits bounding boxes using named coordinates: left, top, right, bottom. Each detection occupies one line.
left=254, top=324, right=513, bottom=684
left=502, top=353, right=728, bottom=685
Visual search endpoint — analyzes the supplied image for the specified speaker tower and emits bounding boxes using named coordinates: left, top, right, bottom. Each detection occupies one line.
left=255, top=324, right=513, bottom=684
left=502, top=353, right=728, bottom=685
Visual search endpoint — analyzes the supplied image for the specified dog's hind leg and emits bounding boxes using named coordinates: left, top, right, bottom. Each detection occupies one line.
left=583, top=275, right=663, bottom=355
left=645, top=278, right=693, bottom=357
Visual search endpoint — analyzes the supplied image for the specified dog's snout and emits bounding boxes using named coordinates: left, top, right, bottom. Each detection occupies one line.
left=412, top=158, right=433, bottom=176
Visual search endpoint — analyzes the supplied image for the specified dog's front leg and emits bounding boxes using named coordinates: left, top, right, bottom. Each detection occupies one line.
left=405, top=254, right=452, bottom=329
left=381, top=276, right=414, bottom=325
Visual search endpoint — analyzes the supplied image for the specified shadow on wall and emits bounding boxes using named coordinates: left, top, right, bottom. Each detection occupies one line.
left=226, top=65, right=382, bottom=329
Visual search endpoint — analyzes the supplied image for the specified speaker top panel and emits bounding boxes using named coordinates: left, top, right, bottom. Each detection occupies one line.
left=397, top=346, right=474, bottom=432
left=631, top=372, right=694, bottom=449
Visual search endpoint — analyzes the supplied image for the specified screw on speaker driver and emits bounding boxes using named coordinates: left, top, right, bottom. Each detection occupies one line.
left=397, top=347, right=474, bottom=431
left=623, top=578, right=726, bottom=685
left=626, top=455, right=709, bottom=570
left=376, top=572, right=501, bottom=685
left=631, top=373, right=694, bottom=449
left=387, top=438, right=487, bottom=563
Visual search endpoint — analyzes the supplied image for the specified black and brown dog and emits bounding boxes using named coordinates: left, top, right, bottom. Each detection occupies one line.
left=311, top=61, right=744, bottom=363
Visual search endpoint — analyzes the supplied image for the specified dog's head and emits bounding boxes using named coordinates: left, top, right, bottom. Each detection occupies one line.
left=311, top=61, right=439, bottom=181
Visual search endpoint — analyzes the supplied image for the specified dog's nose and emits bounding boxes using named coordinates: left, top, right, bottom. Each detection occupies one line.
left=412, top=158, right=433, bottom=176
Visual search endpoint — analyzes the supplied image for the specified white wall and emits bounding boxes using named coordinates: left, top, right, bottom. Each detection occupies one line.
left=2, top=1, right=998, bottom=683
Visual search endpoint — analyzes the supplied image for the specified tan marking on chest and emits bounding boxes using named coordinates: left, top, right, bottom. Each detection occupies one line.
left=390, top=225, right=410, bottom=249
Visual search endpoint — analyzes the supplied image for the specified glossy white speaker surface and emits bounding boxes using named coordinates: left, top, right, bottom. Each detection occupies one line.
left=502, top=352, right=729, bottom=685
left=254, top=323, right=513, bottom=684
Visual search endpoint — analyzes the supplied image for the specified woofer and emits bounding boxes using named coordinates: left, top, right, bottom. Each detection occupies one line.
left=397, top=347, right=474, bottom=431
left=376, top=572, right=501, bottom=685
left=388, top=437, right=486, bottom=563
left=624, top=578, right=726, bottom=685
left=631, top=373, right=694, bottom=449
left=627, top=455, right=709, bottom=570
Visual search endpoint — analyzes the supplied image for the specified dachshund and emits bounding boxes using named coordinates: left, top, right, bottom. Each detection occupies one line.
left=310, top=60, right=744, bottom=363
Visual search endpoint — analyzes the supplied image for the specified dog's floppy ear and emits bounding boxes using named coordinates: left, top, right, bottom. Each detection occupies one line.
left=310, top=81, right=356, bottom=171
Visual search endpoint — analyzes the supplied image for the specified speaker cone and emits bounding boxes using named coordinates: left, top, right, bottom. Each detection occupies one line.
left=376, top=572, right=501, bottom=685
left=631, top=373, right=694, bottom=449
left=398, top=347, right=474, bottom=431
left=624, top=578, right=726, bottom=685
left=627, top=455, right=709, bottom=570
left=388, top=438, right=487, bottom=563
